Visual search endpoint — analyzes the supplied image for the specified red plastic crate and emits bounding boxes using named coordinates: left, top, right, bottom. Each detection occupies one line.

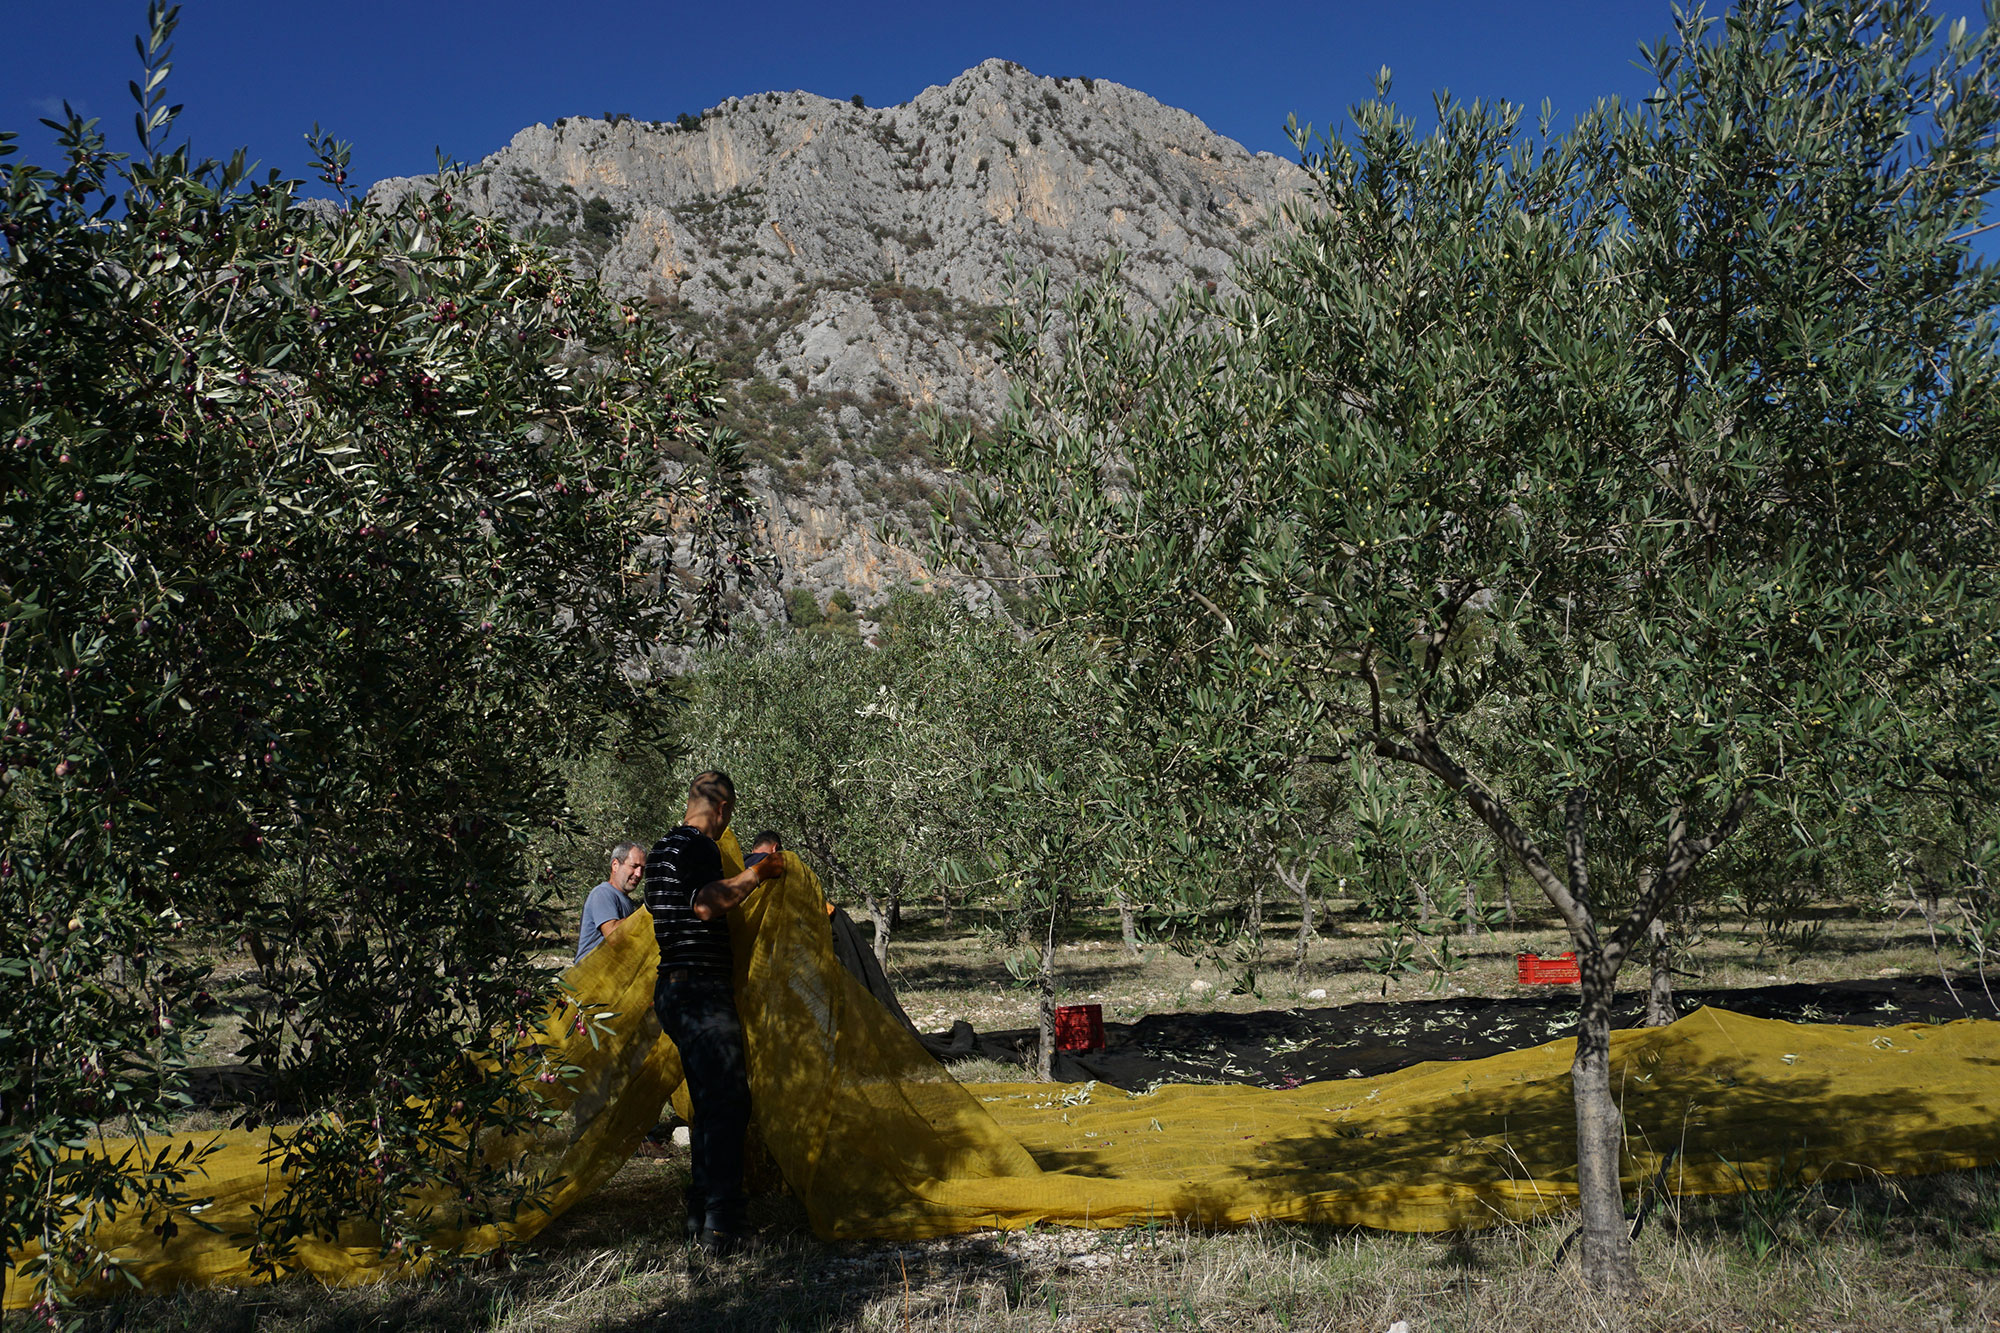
left=1053, top=1003, right=1105, bottom=1052
left=1516, top=952, right=1580, bottom=985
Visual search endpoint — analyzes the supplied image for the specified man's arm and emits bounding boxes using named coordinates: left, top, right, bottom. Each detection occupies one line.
left=599, top=914, right=626, bottom=940
left=692, top=852, right=787, bottom=921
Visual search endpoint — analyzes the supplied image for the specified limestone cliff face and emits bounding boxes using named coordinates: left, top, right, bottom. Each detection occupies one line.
left=372, top=60, right=1307, bottom=625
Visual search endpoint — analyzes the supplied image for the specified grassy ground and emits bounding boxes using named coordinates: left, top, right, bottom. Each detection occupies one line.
left=46, top=1168, right=2000, bottom=1331
left=23, top=898, right=2000, bottom=1331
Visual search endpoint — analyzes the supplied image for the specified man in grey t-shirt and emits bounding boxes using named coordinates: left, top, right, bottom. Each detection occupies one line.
left=574, top=841, right=646, bottom=964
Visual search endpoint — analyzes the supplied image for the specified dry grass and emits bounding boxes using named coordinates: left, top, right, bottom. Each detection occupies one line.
left=44, top=1167, right=2000, bottom=1332
left=25, top=899, right=2000, bottom=1331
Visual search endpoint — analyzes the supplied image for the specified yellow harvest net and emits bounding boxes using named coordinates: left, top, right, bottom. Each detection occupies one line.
left=10, top=830, right=2000, bottom=1308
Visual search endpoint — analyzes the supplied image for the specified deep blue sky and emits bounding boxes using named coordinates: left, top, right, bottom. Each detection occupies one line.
left=7, top=0, right=1693, bottom=187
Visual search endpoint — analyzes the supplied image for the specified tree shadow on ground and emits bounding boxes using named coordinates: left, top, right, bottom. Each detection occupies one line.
left=56, top=1156, right=947, bottom=1333
left=1011, top=1015, right=2000, bottom=1254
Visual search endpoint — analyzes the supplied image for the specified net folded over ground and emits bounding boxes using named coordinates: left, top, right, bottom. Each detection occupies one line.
left=9, top=839, right=1999, bottom=1308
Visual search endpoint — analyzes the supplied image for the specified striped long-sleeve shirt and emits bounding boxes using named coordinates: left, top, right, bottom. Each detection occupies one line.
left=645, top=824, right=733, bottom=977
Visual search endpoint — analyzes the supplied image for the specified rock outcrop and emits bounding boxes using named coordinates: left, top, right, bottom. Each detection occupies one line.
left=372, top=60, right=1308, bottom=625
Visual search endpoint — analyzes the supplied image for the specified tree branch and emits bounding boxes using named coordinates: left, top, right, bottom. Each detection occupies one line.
left=1189, top=589, right=1234, bottom=637
left=1371, top=729, right=1598, bottom=945
left=1566, top=788, right=1593, bottom=921
left=1362, top=650, right=1386, bottom=740
left=1416, top=577, right=1480, bottom=729
left=1608, top=789, right=1752, bottom=961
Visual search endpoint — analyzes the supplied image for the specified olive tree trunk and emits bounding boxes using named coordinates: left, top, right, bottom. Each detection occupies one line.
left=1385, top=737, right=1747, bottom=1295
left=821, top=850, right=892, bottom=968
left=1114, top=889, right=1142, bottom=956
left=869, top=897, right=891, bottom=969
left=1573, top=946, right=1636, bottom=1294
left=1644, top=882, right=1679, bottom=1028
left=1275, top=858, right=1314, bottom=984
left=1646, top=918, right=1677, bottom=1026
left=1034, top=916, right=1058, bottom=1081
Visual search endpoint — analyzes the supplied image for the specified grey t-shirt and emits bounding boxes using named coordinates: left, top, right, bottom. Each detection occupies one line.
left=574, top=881, right=637, bottom=964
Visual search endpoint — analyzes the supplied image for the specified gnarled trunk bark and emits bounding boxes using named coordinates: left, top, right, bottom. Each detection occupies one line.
left=1561, top=797, right=1639, bottom=1294
left=1276, top=859, right=1314, bottom=983
left=1114, top=890, right=1141, bottom=956
left=1640, top=871, right=1678, bottom=1027
left=870, top=904, right=890, bottom=968
left=1574, top=949, right=1638, bottom=1296
left=852, top=886, right=890, bottom=967
left=1646, top=916, right=1677, bottom=1026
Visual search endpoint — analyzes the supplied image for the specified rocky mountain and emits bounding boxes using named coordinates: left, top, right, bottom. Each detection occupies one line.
left=372, top=59, right=1308, bottom=630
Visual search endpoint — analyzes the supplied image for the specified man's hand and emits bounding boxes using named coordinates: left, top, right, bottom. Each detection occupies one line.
left=692, top=850, right=788, bottom=920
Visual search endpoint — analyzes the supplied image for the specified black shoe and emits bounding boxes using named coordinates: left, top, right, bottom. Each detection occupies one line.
left=697, top=1226, right=762, bottom=1258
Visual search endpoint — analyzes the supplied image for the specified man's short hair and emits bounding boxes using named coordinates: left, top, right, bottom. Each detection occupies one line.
left=750, top=829, right=783, bottom=851
left=609, top=841, right=642, bottom=865
left=688, top=769, right=735, bottom=807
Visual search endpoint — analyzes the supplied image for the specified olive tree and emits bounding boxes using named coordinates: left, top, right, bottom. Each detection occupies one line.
left=677, top=595, right=1130, bottom=1074
left=672, top=625, right=917, bottom=961
left=0, top=5, right=758, bottom=1299
left=947, top=0, right=2000, bottom=1293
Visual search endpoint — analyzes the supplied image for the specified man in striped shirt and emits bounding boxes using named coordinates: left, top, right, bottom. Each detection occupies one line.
left=645, top=769, right=787, bottom=1253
